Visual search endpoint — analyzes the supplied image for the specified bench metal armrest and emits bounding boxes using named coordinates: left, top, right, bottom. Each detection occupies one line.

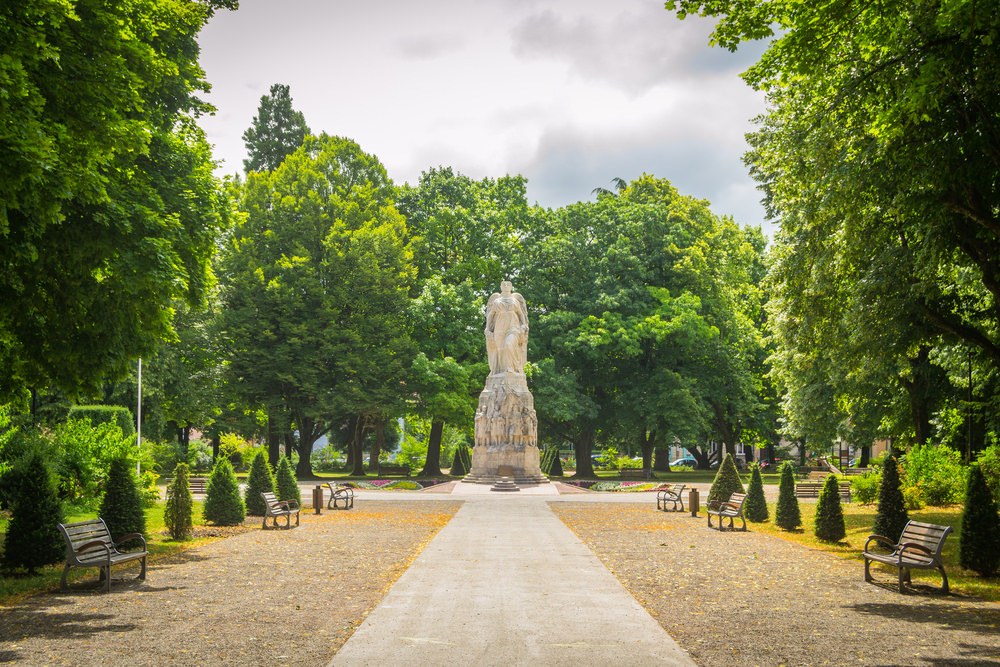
left=284, top=499, right=300, bottom=510
left=114, top=533, right=147, bottom=550
left=898, top=541, right=934, bottom=561
left=863, top=534, right=895, bottom=553
left=706, top=499, right=724, bottom=512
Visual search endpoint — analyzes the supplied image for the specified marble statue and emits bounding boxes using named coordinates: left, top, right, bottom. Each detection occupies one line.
left=485, top=280, right=528, bottom=375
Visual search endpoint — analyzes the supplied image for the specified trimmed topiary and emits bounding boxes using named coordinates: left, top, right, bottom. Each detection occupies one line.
left=708, top=452, right=745, bottom=504
left=775, top=461, right=801, bottom=530
left=67, top=405, right=136, bottom=436
left=814, top=474, right=847, bottom=542
left=203, top=457, right=246, bottom=526
left=540, top=445, right=563, bottom=477
left=275, top=455, right=300, bottom=505
left=449, top=443, right=471, bottom=477
left=244, top=451, right=276, bottom=516
left=959, top=464, right=1000, bottom=577
left=745, top=463, right=769, bottom=523
left=1, top=449, right=65, bottom=573
left=872, top=454, right=909, bottom=542
left=99, top=457, right=146, bottom=549
left=164, top=462, right=194, bottom=540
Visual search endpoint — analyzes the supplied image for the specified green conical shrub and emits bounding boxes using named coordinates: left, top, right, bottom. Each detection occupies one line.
left=203, top=458, right=246, bottom=525
left=959, top=464, right=1000, bottom=577
left=872, top=454, right=908, bottom=542
left=99, top=457, right=146, bottom=548
left=708, top=452, right=744, bottom=504
left=449, top=443, right=470, bottom=477
left=814, top=474, right=847, bottom=542
left=1, top=449, right=65, bottom=573
left=775, top=461, right=801, bottom=530
left=244, top=451, right=276, bottom=515
left=745, top=463, right=769, bottom=522
left=275, top=455, right=300, bottom=505
left=540, top=445, right=563, bottom=477
left=164, top=462, right=194, bottom=540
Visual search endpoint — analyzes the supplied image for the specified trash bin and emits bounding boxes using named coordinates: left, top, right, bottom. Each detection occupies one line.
left=313, top=485, right=323, bottom=514
left=689, top=488, right=699, bottom=517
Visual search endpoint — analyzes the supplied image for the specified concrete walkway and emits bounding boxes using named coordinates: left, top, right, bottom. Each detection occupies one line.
left=329, top=489, right=696, bottom=666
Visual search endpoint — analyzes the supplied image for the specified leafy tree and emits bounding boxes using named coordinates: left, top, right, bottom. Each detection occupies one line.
left=244, top=450, right=277, bottom=515
left=164, top=462, right=194, bottom=540
left=708, top=453, right=745, bottom=504
left=959, top=465, right=1000, bottom=577
left=1, top=449, right=64, bottom=572
left=99, top=458, right=146, bottom=548
left=872, top=455, right=909, bottom=542
left=775, top=461, right=801, bottom=530
left=744, top=462, right=768, bottom=522
left=275, top=455, right=300, bottom=506
left=814, top=475, right=847, bottom=542
left=0, top=0, right=235, bottom=400
left=203, top=457, right=245, bottom=526
left=242, top=83, right=310, bottom=173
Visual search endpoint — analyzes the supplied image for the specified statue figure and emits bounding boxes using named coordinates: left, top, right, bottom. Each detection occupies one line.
left=484, top=280, right=528, bottom=375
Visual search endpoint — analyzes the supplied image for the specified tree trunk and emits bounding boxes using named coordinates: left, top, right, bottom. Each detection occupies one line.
left=571, top=429, right=596, bottom=478
left=349, top=415, right=367, bottom=477
left=653, top=447, right=669, bottom=472
left=420, top=420, right=445, bottom=477
left=179, top=423, right=191, bottom=461
left=370, top=419, right=385, bottom=471
left=211, top=433, right=220, bottom=462
left=902, top=346, right=935, bottom=445
left=799, top=438, right=807, bottom=466
left=639, top=429, right=656, bottom=473
left=267, top=415, right=280, bottom=467
left=860, top=444, right=871, bottom=468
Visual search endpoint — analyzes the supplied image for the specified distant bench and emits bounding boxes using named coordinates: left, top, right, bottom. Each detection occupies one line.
left=261, top=492, right=300, bottom=530
left=795, top=479, right=851, bottom=501
left=377, top=464, right=410, bottom=477
left=164, top=477, right=208, bottom=494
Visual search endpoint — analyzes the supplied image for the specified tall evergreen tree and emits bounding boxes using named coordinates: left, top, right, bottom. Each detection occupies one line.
left=164, top=462, right=194, bottom=540
left=245, top=450, right=277, bottom=515
left=814, top=474, right=846, bottom=542
left=959, top=464, right=1000, bottom=577
left=872, top=455, right=909, bottom=542
left=1, top=449, right=64, bottom=572
left=708, top=452, right=745, bottom=504
left=745, top=462, right=768, bottom=522
left=242, top=83, right=310, bottom=173
left=99, top=458, right=146, bottom=548
left=275, top=455, right=301, bottom=505
left=203, top=458, right=246, bottom=526
left=775, top=461, right=801, bottom=530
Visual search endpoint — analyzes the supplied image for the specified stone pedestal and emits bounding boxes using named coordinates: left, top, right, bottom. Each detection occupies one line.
left=464, top=371, right=548, bottom=485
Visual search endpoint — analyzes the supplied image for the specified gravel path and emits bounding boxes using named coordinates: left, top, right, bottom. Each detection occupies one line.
left=0, top=501, right=459, bottom=666
left=551, top=502, right=1000, bottom=666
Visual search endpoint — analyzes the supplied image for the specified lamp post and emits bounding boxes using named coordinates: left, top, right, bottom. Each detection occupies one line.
left=136, top=357, right=142, bottom=476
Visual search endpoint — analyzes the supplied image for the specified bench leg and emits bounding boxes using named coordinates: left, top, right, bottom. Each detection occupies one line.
left=864, top=557, right=873, bottom=583
left=898, top=567, right=908, bottom=594
left=294, top=512, right=299, bottom=527
left=938, top=566, right=949, bottom=594
left=139, top=555, right=147, bottom=581
left=707, top=513, right=714, bottom=529
left=60, top=564, right=72, bottom=592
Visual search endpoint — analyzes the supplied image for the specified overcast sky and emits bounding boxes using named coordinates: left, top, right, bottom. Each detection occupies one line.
left=197, top=0, right=771, bottom=232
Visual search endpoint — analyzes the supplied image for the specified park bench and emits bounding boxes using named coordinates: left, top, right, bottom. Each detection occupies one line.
left=795, top=479, right=851, bottom=501
left=164, top=477, right=207, bottom=494
left=58, top=518, right=147, bottom=593
left=620, top=468, right=650, bottom=480
left=377, top=464, right=410, bottom=477
left=325, top=481, right=355, bottom=510
left=863, top=520, right=953, bottom=594
left=261, top=492, right=300, bottom=529
left=706, top=492, right=748, bottom=531
left=656, top=483, right=686, bottom=512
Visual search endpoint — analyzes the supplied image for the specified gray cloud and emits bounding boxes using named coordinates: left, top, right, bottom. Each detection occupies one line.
left=394, top=34, right=466, bottom=60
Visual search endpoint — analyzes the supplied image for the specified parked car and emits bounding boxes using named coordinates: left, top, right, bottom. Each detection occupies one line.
left=670, top=457, right=697, bottom=468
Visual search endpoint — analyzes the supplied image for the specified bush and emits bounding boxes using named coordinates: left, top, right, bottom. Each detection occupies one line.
left=851, top=470, right=882, bottom=505
left=959, top=464, right=1000, bottom=577
left=449, top=443, right=471, bottom=476
left=275, top=455, right=300, bottom=505
left=51, top=418, right=133, bottom=502
left=1, top=449, right=65, bottom=572
left=203, top=458, right=246, bottom=525
left=539, top=445, right=561, bottom=477
left=814, top=474, right=846, bottom=542
left=310, top=446, right=344, bottom=473
left=872, top=454, right=909, bottom=542
left=147, top=439, right=183, bottom=476
left=187, top=439, right=214, bottom=473
left=901, top=444, right=966, bottom=506
left=708, top=452, right=745, bottom=504
left=244, top=451, right=276, bottom=516
left=974, top=444, right=1000, bottom=507
left=99, top=458, right=146, bottom=548
left=775, top=461, right=801, bottom=530
left=745, top=463, right=768, bottom=523
left=164, top=462, right=194, bottom=540
left=67, top=405, right=135, bottom=437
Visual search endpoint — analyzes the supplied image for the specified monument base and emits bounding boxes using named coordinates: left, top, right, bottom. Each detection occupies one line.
left=463, top=459, right=549, bottom=485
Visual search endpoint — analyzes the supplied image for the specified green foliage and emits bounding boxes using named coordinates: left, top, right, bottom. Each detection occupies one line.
left=901, top=444, right=966, bottom=506
left=974, top=444, right=1000, bottom=507
left=51, top=418, right=134, bottom=502
left=449, top=443, right=471, bottom=477
left=242, top=83, right=310, bottom=173
left=872, top=455, right=909, bottom=542
left=814, top=474, right=846, bottom=542
left=775, top=461, right=801, bottom=530
left=99, top=458, right=146, bottom=547
left=203, top=458, right=246, bottom=526
left=1, top=449, right=64, bottom=572
left=708, top=453, right=745, bottom=504
left=164, top=463, right=194, bottom=540
left=851, top=470, right=882, bottom=506
left=540, top=445, right=564, bottom=477
left=396, top=432, right=427, bottom=472
left=744, top=463, right=768, bottom=522
left=244, top=451, right=276, bottom=516
left=274, top=455, right=300, bottom=505
left=959, top=465, right=1000, bottom=577
left=67, top=406, right=136, bottom=437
